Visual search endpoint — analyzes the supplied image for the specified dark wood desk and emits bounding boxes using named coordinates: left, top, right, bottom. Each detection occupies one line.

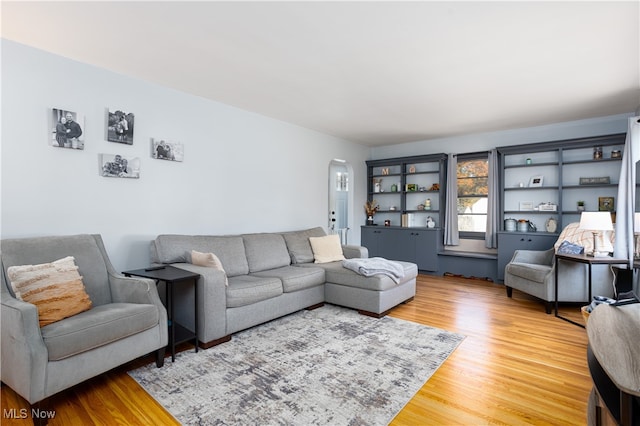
left=554, top=253, right=628, bottom=328
left=123, top=266, right=200, bottom=362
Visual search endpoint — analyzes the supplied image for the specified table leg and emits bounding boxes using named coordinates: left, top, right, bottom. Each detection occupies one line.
left=194, top=277, right=199, bottom=353
left=555, top=258, right=585, bottom=328
left=170, top=281, right=175, bottom=362
left=555, top=257, right=559, bottom=317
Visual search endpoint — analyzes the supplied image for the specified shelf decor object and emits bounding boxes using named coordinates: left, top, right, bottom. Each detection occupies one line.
left=579, top=211, right=614, bottom=257
left=528, top=175, right=543, bottom=187
left=519, top=201, right=534, bottom=211
left=538, top=202, right=557, bottom=211
left=579, top=176, right=610, bottom=185
left=598, top=197, right=615, bottom=212
left=593, top=146, right=603, bottom=159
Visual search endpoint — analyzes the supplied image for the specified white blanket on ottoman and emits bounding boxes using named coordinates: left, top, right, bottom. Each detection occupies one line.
left=342, top=257, right=406, bottom=284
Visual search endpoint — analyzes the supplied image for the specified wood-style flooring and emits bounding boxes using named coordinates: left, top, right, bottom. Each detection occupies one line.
left=1, top=274, right=592, bottom=425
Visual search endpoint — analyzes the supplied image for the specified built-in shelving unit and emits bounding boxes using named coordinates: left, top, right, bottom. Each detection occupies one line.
left=363, top=154, right=447, bottom=272
left=496, top=133, right=627, bottom=281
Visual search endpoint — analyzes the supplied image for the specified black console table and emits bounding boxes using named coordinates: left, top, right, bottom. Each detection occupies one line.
left=123, top=266, right=200, bottom=362
left=586, top=303, right=640, bottom=425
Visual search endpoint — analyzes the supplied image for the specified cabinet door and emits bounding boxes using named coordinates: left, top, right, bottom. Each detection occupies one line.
left=412, top=230, right=440, bottom=271
left=497, top=233, right=557, bottom=280
left=378, top=228, right=412, bottom=261
left=361, top=227, right=381, bottom=257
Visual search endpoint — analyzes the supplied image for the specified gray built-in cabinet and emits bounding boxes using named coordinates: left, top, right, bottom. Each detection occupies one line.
left=362, top=154, right=446, bottom=272
left=496, top=133, right=626, bottom=280
left=361, top=134, right=628, bottom=281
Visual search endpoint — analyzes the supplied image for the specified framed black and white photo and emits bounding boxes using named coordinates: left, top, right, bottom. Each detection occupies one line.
left=50, top=108, right=85, bottom=149
left=151, top=138, right=184, bottom=162
left=107, top=109, right=135, bottom=145
left=528, top=175, right=544, bottom=187
left=598, top=196, right=614, bottom=212
left=99, top=153, right=140, bottom=179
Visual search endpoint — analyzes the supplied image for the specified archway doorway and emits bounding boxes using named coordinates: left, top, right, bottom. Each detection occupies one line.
left=329, top=159, right=353, bottom=244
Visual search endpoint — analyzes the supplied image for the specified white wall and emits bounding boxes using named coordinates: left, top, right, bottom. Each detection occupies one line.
left=370, top=113, right=632, bottom=159
left=1, top=40, right=369, bottom=270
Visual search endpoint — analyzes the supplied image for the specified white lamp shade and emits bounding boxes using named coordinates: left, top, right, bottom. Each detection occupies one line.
left=579, top=211, right=614, bottom=231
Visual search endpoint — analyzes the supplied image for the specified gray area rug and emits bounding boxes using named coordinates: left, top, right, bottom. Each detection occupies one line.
left=129, top=304, right=464, bottom=425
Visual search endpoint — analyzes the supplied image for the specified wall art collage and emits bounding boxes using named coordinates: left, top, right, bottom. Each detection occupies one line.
left=49, top=107, right=184, bottom=179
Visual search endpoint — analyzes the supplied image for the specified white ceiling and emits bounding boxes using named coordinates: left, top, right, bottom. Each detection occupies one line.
left=2, top=1, right=639, bottom=146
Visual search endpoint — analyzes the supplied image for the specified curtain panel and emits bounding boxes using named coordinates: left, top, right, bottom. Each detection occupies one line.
left=485, top=149, right=499, bottom=248
left=614, top=117, right=640, bottom=265
left=444, top=154, right=459, bottom=246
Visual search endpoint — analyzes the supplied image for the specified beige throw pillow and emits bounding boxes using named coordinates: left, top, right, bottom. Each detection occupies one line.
left=191, top=250, right=228, bottom=286
left=309, top=234, right=345, bottom=263
left=7, top=256, right=92, bottom=327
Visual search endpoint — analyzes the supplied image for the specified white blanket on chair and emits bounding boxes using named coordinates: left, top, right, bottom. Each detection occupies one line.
left=342, top=257, right=405, bottom=284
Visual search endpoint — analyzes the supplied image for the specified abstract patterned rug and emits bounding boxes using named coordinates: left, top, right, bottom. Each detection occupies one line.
left=129, top=305, right=464, bottom=425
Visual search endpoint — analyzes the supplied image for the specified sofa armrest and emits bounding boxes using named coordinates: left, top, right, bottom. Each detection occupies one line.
left=509, top=248, right=555, bottom=266
left=342, top=245, right=368, bottom=259
left=1, top=294, right=48, bottom=403
left=167, top=263, right=228, bottom=344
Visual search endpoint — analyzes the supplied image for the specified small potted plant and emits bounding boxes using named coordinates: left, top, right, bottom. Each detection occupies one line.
left=577, top=201, right=585, bottom=212
left=364, top=200, right=379, bottom=225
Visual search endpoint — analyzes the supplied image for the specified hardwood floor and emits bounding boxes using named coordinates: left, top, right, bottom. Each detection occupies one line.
left=1, top=274, right=592, bottom=425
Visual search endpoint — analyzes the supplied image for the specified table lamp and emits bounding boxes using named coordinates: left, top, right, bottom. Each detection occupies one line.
left=579, top=211, right=613, bottom=257
left=635, top=212, right=640, bottom=260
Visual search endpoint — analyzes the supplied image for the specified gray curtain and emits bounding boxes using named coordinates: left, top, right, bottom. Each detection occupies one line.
left=444, top=154, right=459, bottom=246
left=485, top=149, right=499, bottom=248
left=613, top=116, right=639, bottom=265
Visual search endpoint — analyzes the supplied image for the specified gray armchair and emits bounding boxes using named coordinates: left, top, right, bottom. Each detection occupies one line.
left=1, top=234, right=168, bottom=406
left=505, top=247, right=616, bottom=314
left=505, top=248, right=556, bottom=313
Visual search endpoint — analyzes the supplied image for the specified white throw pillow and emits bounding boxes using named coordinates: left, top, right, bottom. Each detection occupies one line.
left=309, top=235, right=345, bottom=263
left=191, top=250, right=228, bottom=286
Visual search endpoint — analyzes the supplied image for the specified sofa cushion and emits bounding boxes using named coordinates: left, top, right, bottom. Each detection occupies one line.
left=251, top=266, right=325, bottom=293
left=7, top=256, right=93, bottom=327
left=226, top=275, right=284, bottom=308
left=41, top=302, right=159, bottom=361
left=506, top=262, right=552, bottom=284
left=282, top=227, right=327, bottom=264
left=153, top=235, right=249, bottom=277
left=309, top=234, right=346, bottom=263
left=298, top=260, right=418, bottom=290
left=243, top=233, right=291, bottom=273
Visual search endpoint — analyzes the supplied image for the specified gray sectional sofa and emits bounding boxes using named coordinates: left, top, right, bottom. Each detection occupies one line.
left=150, top=227, right=418, bottom=348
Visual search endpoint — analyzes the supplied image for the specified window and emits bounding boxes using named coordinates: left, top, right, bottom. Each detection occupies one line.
left=457, top=156, right=489, bottom=235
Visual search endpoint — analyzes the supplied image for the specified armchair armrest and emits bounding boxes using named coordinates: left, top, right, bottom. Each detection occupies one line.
left=342, top=245, right=368, bottom=259
left=1, top=294, right=48, bottom=403
left=109, top=272, right=163, bottom=306
left=509, top=248, right=555, bottom=266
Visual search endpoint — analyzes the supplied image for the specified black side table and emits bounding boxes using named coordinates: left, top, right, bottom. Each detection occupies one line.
left=554, top=253, right=628, bottom=328
left=123, top=265, right=200, bottom=362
